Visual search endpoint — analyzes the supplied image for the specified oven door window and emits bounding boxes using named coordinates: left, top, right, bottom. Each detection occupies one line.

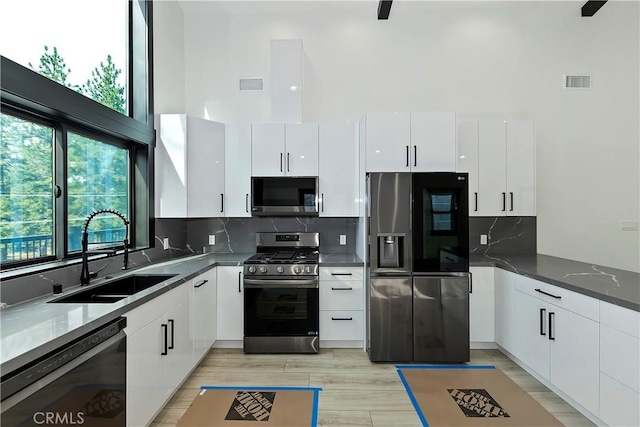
left=244, top=287, right=319, bottom=336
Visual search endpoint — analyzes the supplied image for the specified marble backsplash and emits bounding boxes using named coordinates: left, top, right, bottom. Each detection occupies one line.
left=469, top=216, right=536, bottom=254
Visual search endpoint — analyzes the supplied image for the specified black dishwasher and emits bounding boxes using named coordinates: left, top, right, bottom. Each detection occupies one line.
left=1, top=317, right=127, bottom=426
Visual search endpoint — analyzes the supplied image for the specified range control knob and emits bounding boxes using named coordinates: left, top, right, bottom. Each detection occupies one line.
left=248, top=266, right=257, bottom=274
left=305, top=266, right=312, bottom=274
left=293, top=266, right=302, bottom=274
left=276, top=266, right=285, bottom=274
left=259, top=266, right=268, bottom=274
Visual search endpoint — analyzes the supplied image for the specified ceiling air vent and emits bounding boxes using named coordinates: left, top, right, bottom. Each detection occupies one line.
left=564, top=74, right=591, bottom=89
left=239, top=77, right=264, bottom=91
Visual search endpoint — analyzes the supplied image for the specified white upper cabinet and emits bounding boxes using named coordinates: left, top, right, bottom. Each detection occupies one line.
left=225, top=124, right=252, bottom=217
left=156, top=114, right=225, bottom=218
left=457, top=120, right=480, bottom=216
left=410, top=112, right=457, bottom=172
left=364, top=112, right=411, bottom=172
left=458, top=119, right=535, bottom=216
left=251, top=123, right=318, bottom=177
left=319, top=122, right=359, bottom=217
left=365, top=112, right=456, bottom=172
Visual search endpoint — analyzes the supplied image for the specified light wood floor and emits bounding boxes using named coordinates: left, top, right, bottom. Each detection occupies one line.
left=150, top=348, right=596, bottom=426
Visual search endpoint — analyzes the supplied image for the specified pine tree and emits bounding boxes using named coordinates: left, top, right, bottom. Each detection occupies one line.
left=28, top=45, right=79, bottom=91
left=82, top=55, right=126, bottom=114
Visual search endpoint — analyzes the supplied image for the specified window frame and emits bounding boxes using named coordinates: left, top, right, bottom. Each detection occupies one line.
left=0, top=0, right=154, bottom=272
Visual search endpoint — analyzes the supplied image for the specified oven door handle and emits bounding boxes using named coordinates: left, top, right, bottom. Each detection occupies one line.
left=243, top=278, right=318, bottom=288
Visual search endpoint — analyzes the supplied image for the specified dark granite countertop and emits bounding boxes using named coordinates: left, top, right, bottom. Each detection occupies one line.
left=470, top=253, right=640, bottom=312
left=319, top=253, right=364, bottom=266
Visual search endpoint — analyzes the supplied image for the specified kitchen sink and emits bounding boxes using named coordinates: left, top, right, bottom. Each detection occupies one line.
left=49, top=274, right=177, bottom=304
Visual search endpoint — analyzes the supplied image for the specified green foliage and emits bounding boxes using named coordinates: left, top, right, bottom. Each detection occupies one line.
left=28, top=45, right=80, bottom=92
left=82, top=55, right=126, bottom=114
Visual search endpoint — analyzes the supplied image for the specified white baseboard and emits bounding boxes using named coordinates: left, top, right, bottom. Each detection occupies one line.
left=213, top=340, right=243, bottom=349
left=470, top=341, right=498, bottom=349
left=320, top=340, right=364, bottom=349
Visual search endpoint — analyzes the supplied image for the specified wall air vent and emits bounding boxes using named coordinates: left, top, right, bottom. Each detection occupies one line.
left=239, top=77, right=264, bottom=91
left=564, top=74, right=591, bottom=89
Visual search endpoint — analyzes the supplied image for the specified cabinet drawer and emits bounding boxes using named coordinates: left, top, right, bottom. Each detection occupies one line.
left=125, top=283, right=190, bottom=334
left=320, top=267, right=363, bottom=282
left=320, top=280, right=363, bottom=311
left=600, top=373, right=640, bottom=427
left=320, top=310, right=364, bottom=341
left=600, top=301, right=639, bottom=338
left=600, top=324, right=640, bottom=393
left=515, top=275, right=599, bottom=321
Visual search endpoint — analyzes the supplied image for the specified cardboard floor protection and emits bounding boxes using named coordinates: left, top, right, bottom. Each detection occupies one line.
left=397, top=366, right=563, bottom=427
left=177, top=387, right=320, bottom=427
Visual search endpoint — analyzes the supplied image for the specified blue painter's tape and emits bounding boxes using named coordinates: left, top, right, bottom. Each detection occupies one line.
left=396, top=369, right=429, bottom=427
left=311, top=388, right=320, bottom=427
left=395, top=365, right=495, bottom=370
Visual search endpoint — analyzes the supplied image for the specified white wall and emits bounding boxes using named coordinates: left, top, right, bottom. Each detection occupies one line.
left=170, top=1, right=639, bottom=272
left=153, top=0, right=185, bottom=113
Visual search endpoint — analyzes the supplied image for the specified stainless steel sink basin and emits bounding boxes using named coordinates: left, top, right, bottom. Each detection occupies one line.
left=49, top=274, right=177, bottom=304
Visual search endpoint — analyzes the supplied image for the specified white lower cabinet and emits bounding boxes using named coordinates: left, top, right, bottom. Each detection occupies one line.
left=319, top=266, right=364, bottom=346
left=469, top=267, right=494, bottom=344
left=494, top=269, right=516, bottom=353
left=192, top=268, right=217, bottom=363
left=216, top=266, right=244, bottom=341
left=126, top=283, right=192, bottom=427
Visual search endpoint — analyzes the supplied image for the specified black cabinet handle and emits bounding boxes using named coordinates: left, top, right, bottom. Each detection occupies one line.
left=321, top=193, right=324, bottom=212
left=245, top=194, right=249, bottom=213
left=413, top=145, right=417, bottom=167
left=331, top=273, right=353, bottom=276
left=238, top=271, right=242, bottom=293
left=280, top=153, right=283, bottom=172
left=194, top=279, right=208, bottom=288
left=474, top=192, right=478, bottom=212
left=331, top=317, right=353, bottom=321
left=220, top=194, right=224, bottom=213
left=469, top=272, right=473, bottom=294
left=287, top=153, right=290, bottom=172
left=548, top=312, right=555, bottom=340
left=406, top=146, right=409, bottom=167
left=535, top=288, right=561, bottom=299
left=502, top=192, right=506, bottom=211
left=161, top=323, right=168, bottom=355
left=331, top=287, right=353, bottom=291
left=539, top=308, right=546, bottom=336
left=510, top=192, right=514, bottom=211
left=168, top=319, right=175, bottom=350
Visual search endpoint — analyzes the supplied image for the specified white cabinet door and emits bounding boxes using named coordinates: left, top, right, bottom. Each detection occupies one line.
left=285, top=123, right=319, bottom=176
left=469, top=267, right=494, bottom=343
left=187, top=117, right=225, bottom=217
left=164, top=299, right=192, bottom=398
left=514, top=291, right=550, bottom=380
left=457, top=120, right=479, bottom=216
left=494, top=269, right=516, bottom=353
left=225, top=124, right=252, bottom=217
left=600, top=373, right=640, bottom=427
left=410, top=112, right=456, bottom=172
left=252, top=123, right=285, bottom=177
left=193, top=269, right=217, bottom=363
left=319, top=122, right=359, bottom=217
left=216, top=266, right=244, bottom=341
left=549, top=306, right=599, bottom=415
left=506, top=120, right=535, bottom=216
left=478, top=120, right=507, bottom=217
left=155, top=114, right=187, bottom=217
left=126, top=315, right=166, bottom=427
left=365, top=112, right=411, bottom=172
left=320, top=311, right=364, bottom=341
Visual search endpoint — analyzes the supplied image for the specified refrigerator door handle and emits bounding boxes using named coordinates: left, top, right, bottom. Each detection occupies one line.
left=469, top=272, right=473, bottom=293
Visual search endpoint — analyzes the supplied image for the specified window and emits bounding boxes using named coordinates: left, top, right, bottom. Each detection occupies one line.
left=0, top=113, right=54, bottom=262
left=0, top=0, right=129, bottom=115
left=0, top=1, right=154, bottom=270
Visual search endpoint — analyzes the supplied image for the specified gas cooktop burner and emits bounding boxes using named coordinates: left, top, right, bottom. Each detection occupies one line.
left=245, top=250, right=319, bottom=264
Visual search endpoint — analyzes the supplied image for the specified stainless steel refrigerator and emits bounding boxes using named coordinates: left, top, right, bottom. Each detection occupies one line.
left=366, top=172, right=470, bottom=363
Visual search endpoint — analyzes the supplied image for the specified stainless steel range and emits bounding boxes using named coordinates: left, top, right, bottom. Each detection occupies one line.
left=243, top=232, right=320, bottom=354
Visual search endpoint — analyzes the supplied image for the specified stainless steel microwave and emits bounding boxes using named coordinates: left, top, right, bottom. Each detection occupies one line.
left=251, top=177, right=319, bottom=216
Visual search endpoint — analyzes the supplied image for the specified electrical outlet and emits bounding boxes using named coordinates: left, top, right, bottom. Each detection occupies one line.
left=620, top=221, right=639, bottom=231
left=208, top=234, right=216, bottom=245
left=339, top=235, right=347, bottom=245
left=480, top=234, right=488, bottom=245
left=163, top=237, right=169, bottom=250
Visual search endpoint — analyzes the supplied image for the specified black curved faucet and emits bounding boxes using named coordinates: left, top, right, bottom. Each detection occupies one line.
left=80, top=209, right=130, bottom=286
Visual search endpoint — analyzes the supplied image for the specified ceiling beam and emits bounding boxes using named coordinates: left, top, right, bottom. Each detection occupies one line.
left=581, top=1, right=607, bottom=17
left=377, top=0, right=393, bottom=20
